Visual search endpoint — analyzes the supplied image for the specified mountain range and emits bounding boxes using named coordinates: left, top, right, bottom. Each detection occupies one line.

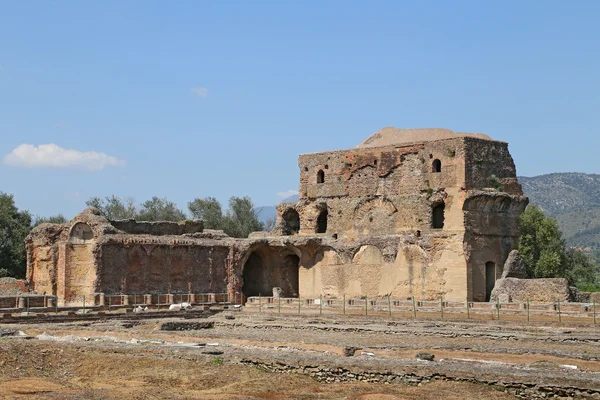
left=519, top=173, right=600, bottom=250
left=258, top=173, right=600, bottom=251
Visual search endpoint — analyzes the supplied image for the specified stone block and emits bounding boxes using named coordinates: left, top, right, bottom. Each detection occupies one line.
left=490, top=278, right=571, bottom=303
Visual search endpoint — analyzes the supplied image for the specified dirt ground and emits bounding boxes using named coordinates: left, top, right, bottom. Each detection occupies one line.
left=1, top=310, right=599, bottom=399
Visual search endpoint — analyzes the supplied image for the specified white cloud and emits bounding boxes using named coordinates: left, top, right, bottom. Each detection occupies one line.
left=191, top=87, right=209, bottom=97
left=276, top=189, right=299, bottom=199
left=3, top=144, right=126, bottom=171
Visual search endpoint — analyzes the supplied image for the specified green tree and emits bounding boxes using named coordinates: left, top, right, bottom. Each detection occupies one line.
left=188, top=196, right=264, bottom=237
left=188, top=197, right=224, bottom=229
left=0, top=193, right=32, bottom=278
left=33, top=214, right=68, bottom=227
left=137, top=196, right=186, bottom=222
left=519, top=205, right=599, bottom=287
left=86, top=195, right=137, bottom=220
left=222, top=196, right=264, bottom=238
left=566, top=248, right=600, bottom=290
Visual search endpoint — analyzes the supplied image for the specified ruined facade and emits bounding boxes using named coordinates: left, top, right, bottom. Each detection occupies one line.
left=26, top=128, right=528, bottom=305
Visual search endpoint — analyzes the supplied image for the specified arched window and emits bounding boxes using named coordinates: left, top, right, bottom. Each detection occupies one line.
left=432, top=159, right=441, bottom=173
left=69, top=222, right=94, bottom=244
left=317, top=170, right=325, bottom=184
left=432, top=203, right=445, bottom=229
left=316, top=209, right=328, bottom=233
left=282, top=209, right=300, bottom=235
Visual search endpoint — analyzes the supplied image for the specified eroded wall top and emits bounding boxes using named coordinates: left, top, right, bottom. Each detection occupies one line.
left=357, top=127, right=492, bottom=148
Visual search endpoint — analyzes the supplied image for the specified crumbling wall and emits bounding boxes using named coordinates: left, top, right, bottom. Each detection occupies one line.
left=463, top=138, right=522, bottom=195
left=283, top=138, right=470, bottom=241
left=98, top=238, right=230, bottom=295
left=295, top=233, right=468, bottom=302
left=26, top=223, right=66, bottom=296
left=463, top=193, right=529, bottom=301
left=110, top=220, right=203, bottom=235
left=490, top=278, right=571, bottom=303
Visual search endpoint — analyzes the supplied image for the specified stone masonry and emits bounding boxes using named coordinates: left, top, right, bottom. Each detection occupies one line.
left=26, top=127, right=528, bottom=305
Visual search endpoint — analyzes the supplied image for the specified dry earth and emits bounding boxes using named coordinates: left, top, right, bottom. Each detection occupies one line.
left=1, top=310, right=599, bottom=399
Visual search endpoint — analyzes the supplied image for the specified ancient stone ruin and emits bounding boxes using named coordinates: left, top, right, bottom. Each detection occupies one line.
left=26, top=127, right=529, bottom=306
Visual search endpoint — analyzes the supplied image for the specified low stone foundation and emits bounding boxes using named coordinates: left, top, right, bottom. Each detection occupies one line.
left=490, top=278, right=571, bottom=303
left=240, top=359, right=600, bottom=399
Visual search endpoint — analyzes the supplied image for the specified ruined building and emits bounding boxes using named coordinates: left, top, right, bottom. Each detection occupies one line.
left=26, top=128, right=528, bottom=305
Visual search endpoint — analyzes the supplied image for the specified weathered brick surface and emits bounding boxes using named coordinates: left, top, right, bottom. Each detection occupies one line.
left=26, top=128, right=528, bottom=305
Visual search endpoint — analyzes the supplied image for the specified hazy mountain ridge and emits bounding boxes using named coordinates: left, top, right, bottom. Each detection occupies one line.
left=519, top=173, right=600, bottom=216
left=255, top=194, right=299, bottom=225
left=519, top=173, right=600, bottom=249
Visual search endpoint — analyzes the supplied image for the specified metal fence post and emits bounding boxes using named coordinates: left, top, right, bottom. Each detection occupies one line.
left=496, top=298, right=500, bottom=320
left=557, top=301, right=561, bottom=323
left=412, top=297, right=416, bottom=319
left=466, top=298, right=470, bottom=319
left=83, top=295, right=86, bottom=313
left=527, top=300, right=530, bottom=322
left=388, top=295, right=391, bottom=317
left=318, top=295, right=322, bottom=315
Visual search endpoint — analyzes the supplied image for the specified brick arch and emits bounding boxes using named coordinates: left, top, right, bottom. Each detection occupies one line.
left=353, top=197, right=397, bottom=236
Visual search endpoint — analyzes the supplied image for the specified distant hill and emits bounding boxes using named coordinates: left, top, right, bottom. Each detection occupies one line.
left=520, top=173, right=600, bottom=250
left=255, top=194, right=299, bottom=225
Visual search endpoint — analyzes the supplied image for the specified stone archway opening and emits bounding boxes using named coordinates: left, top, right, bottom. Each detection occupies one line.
left=316, top=209, right=328, bottom=233
left=64, top=222, right=96, bottom=306
left=242, top=252, right=265, bottom=298
left=282, top=209, right=300, bottom=235
left=432, top=203, right=445, bottom=229
left=281, top=254, right=300, bottom=297
left=432, top=159, right=442, bottom=173
left=241, top=248, right=301, bottom=301
left=485, top=261, right=496, bottom=301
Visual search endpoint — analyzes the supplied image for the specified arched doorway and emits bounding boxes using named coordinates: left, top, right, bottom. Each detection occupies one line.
left=281, top=254, right=299, bottom=297
left=282, top=209, right=300, bottom=235
left=242, top=252, right=265, bottom=298
left=316, top=209, right=328, bottom=233
left=63, top=223, right=96, bottom=306
left=241, top=249, right=301, bottom=301
left=485, top=261, right=496, bottom=301
left=432, top=159, right=442, bottom=173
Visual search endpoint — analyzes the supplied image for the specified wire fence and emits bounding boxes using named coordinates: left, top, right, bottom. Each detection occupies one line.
left=246, top=295, right=600, bottom=325
left=0, top=292, right=236, bottom=313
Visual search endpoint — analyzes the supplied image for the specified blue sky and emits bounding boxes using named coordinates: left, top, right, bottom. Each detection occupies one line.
left=1, top=1, right=599, bottom=219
